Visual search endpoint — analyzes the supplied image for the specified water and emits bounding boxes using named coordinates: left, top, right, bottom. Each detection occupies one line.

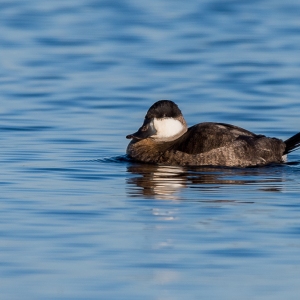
left=1, top=0, right=300, bottom=299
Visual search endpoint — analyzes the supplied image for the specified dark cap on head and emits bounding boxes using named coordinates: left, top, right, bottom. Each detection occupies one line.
left=126, top=100, right=186, bottom=140
left=145, top=100, right=182, bottom=119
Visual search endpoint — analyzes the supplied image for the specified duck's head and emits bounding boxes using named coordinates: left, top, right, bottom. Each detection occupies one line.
left=126, top=100, right=187, bottom=142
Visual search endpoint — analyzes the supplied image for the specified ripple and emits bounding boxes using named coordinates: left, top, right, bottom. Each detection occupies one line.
left=36, top=37, right=91, bottom=47
left=0, top=125, right=53, bottom=132
left=94, top=155, right=131, bottom=164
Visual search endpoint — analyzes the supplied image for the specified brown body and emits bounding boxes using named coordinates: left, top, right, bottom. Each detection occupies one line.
left=127, top=122, right=286, bottom=167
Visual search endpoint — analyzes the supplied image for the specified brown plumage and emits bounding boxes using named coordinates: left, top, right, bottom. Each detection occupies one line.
left=126, top=100, right=300, bottom=167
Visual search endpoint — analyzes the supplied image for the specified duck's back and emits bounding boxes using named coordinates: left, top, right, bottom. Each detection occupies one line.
left=173, top=122, right=256, bottom=154
left=166, top=122, right=286, bottom=167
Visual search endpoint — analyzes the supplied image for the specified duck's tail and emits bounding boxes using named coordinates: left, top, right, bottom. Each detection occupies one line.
left=284, top=132, right=300, bottom=154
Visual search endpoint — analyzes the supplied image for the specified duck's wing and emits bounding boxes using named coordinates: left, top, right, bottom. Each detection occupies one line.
left=171, top=122, right=261, bottom=155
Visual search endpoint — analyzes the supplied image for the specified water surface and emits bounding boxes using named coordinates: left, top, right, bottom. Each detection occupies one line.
left=1, top=0, right=300, bottom=299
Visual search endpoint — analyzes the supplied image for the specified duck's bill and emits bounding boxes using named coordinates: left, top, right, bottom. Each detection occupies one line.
left=126, top=118, right=157, bottom=140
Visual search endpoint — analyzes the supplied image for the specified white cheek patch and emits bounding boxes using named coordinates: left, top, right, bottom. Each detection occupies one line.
left=153, top=118, right=184, bottom=138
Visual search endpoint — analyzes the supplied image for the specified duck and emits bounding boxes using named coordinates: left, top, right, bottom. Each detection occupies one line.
left=126, top=100, right=300, bottom=167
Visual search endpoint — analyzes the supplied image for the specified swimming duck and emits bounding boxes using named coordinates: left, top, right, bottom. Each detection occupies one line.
left=126, top=100, right=300, bottom=167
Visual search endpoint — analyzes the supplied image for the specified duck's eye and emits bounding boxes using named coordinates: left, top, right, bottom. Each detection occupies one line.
left=141, top=125, right=149, bottom=131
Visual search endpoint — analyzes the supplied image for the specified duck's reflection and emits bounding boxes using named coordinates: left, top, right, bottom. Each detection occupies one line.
left=126, top=163, right=285, bottom=200
left=127, top=164, right=186, bottom=200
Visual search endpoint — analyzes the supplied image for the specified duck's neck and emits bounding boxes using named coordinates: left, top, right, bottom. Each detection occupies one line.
left=127, top=138, right=177, bottom=164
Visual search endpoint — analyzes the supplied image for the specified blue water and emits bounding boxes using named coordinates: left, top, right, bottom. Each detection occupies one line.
left=1, top=0, right=300, bottom=299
